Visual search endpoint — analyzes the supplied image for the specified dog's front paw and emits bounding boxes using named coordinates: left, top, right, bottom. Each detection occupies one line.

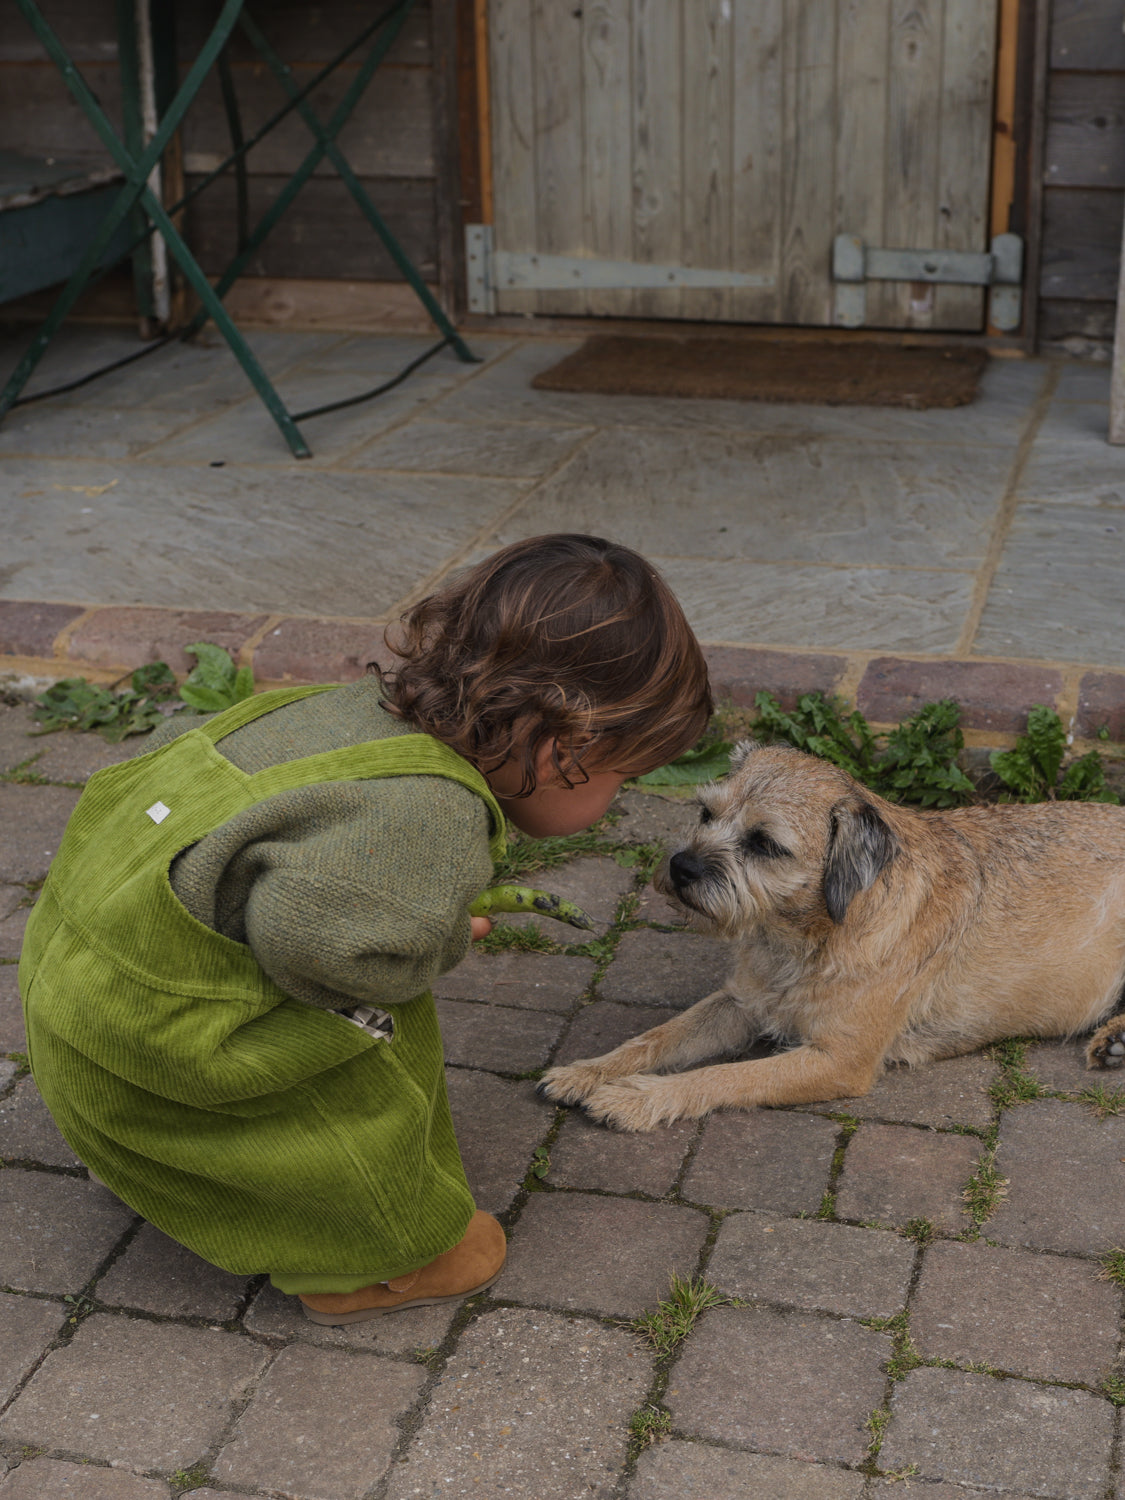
left=537, top=1059, right=616, bottom=1108
left=580, top=1074, right=689, bottom=1133
left=1087, top=1018, right=1125, bottom=1069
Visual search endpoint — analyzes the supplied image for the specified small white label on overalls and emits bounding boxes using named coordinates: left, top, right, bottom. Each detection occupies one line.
left=145, top=801, right=171, bottom=824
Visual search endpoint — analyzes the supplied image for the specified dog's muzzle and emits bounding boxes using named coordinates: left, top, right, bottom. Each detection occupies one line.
left=668, top=849, right=709, bottom=891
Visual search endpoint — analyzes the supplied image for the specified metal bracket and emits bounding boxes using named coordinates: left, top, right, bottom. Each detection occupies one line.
left=832, top=233, right=1024, bottom=332
left=466, top=224, right=773, bottom=314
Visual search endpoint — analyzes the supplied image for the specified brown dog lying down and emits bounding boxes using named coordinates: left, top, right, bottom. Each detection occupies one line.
left=538, top=739, right=1125, bottom=1133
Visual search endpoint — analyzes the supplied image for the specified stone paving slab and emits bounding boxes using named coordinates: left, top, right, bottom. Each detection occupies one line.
left=93, top=1224, right=249, bottom=1323
left=833, top=1122, right=984, bottom=1233
left=436, top=997, right=563, bottom=1073
left=909, top=1238, right=1120, bottom=1385
left=796, top=1053, right=998, bottom=1131
left=498, top=1192, right=709, bottom=1318
left=244, top=1281, right=459, bottom=1356
left=352, top=414, right=596, bottom=478
left=0, top=966, right=25, bottom=1052
left=545, top=1107, right=697, bottom=1196
left=384, top=1306, right=650, bottom=1500
left=0, top=1458, right=173, bottom=1498
left=1025, top=1038, right=1099, bottom=1091
left=666, top=1306, right=890, bottom=1467
left=212, top=1343, right=425, bottom=1500
left=0, top=1077, right=80, bottom=1168
left=0, top=785, right=80, bottom=884
left=629, top=1441, right=867, bottom=1499
left=0, top=907, right=29, bottom=963
left=0, top=1292, right=67, bottom=1404
left=553, top=1001, right=679, bottom=1064
left=445, top=1070, right=549, bottom=1215
left=597, top=929, right=730, bottom=1007
left=989, top=1098, right=1125, bottom=1253
left=607, top=789, right=701, bottom=850
left=0, top=1171, right=135, bottom=1294
left=707, top=1212, right=915, bottom=1320
left=502, top=425, right=1016, bottom=571
left=3, top=724, right=137, bottom=784
left=683, top=1108, right=839, bottom=1214
left=880, top=1366, right=1114, bottom=1497
left=434, top=951, right=596, bottom=1012
left=0, top=1314, right=269, bottom=1471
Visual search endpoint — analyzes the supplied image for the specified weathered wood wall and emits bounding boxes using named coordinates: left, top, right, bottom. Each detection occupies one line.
left=1, top=0, right=1121, bottom=348
left=1040, top=0, right=1125, bottom=351
left=0, top=0, right=440, bottom=288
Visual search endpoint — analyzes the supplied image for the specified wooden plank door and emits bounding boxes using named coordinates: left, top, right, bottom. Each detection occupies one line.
left=486, top=0, right=998, bottom=330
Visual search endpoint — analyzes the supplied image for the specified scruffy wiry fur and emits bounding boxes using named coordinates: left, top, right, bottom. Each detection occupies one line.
left=538, top=739, right=1125, bottom=1131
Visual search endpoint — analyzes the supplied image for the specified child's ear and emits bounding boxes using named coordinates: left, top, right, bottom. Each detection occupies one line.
left=532, top=737, right=564, bottom=785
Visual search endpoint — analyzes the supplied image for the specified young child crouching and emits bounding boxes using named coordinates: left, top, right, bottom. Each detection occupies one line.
left=18, top=534, right=711, bottom=1324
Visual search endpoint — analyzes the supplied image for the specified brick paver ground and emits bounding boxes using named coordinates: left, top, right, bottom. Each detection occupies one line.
left=5, top=655, right=1125, bottom=1496
left=1, top=313, right=1123, bottom=1500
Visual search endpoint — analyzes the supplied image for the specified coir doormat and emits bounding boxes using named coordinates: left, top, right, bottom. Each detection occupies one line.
left=531, top=336, right=988, bottom=409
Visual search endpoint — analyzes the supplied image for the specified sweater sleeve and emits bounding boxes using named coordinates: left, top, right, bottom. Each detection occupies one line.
left=233, top=778, right=494, bottom=1010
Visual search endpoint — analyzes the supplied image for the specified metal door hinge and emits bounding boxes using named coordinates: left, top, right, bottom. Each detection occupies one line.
left=466, top=225, right=773, bottom=314
left=832, top=233, right=1023, bottom=332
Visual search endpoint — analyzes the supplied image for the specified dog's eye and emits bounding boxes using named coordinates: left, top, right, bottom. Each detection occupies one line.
left=698, top=804, right=713, bottom=825
left=741, top=828, right=788, bottom=859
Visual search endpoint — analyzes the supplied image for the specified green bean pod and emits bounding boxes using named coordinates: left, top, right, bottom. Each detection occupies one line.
left=469, top=884, right=595, bottom=932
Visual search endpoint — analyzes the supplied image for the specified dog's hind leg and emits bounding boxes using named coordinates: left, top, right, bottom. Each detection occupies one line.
left=537, top=988, right=759, bottom=1109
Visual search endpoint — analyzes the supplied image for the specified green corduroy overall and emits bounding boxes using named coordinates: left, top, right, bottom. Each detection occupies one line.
left=18, top=686, right=506, bottom=1294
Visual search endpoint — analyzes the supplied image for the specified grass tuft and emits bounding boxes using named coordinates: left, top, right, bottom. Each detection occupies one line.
left=630, top=1274, right=738, bottom=1359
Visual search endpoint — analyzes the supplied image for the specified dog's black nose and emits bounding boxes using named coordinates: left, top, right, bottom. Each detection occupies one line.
left=668, top=850, right=707, bottom=889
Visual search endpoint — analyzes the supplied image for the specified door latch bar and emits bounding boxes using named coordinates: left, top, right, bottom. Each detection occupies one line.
left=832, top=233, right=1023, bottom=332
left=466, top=225, right=773, bottom=315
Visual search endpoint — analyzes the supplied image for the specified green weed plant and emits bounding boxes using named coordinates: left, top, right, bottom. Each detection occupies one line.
left=639, top=692, right=1120, bottom=809
left=31, top=643, right=254, bottom=743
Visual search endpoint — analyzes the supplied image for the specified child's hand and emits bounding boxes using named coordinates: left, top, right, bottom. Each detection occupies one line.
left=470, top=916, right=492, bottom=942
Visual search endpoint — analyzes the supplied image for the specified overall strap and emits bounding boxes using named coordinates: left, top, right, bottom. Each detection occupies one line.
left=199, top=684, right=337, bottom=743
left=194, top=686, right=507, bottom=860
left=246, top=728, right=508, bottom=863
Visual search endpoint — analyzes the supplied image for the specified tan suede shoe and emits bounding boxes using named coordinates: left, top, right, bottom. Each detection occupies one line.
left=299, top=1210, right=507, bottom=1325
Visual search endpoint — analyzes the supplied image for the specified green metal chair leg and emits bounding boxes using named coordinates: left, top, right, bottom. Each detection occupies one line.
left=1, top=0, right=311, bottom=457
left=238, top=7, right=478, bottom=364
left=182, top=0, right=413, bottom=342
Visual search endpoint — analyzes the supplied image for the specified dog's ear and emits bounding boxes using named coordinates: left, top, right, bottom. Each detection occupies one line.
left=823, top=797, right=897, bottom=923
left=728, top=738, right=761, bottom=774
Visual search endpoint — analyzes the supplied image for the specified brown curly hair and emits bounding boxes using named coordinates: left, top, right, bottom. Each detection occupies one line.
left=378, top=534, right=712, bottom=795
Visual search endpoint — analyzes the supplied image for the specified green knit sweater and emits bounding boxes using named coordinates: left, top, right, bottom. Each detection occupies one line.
left=143, top=675, right=494, bottom=1011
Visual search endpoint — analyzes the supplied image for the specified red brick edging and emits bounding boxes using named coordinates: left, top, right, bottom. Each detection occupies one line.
left=2, top=600, right=1124, bottom=744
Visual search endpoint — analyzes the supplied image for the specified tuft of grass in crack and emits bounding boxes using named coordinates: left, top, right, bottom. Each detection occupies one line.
left=1076, top=1083, right=1125, bottom=1118
left=902, top=1217, right=937, bottom=1246
left=985, top=1037, right=1050, bottom=1109
left=961, top=1142, right=1008, bottom=1229
left=492, top=829, right=612, bottom=882
left=1102, top=1375, right=1125, bottom=1407
left=990, top=1067, right=1049, bottom=1110
left=1096, top=1248, right=1125, bottom=1287
left=630, top=1274, right=739, bottom=1359
left=474, top=922, right=562, bottom=955
left=170, top=1462, right=212, bottom=1490
left=860, top=1311, right=923, bottom=1380
left=627, top=1403, right=671, bottom=1455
